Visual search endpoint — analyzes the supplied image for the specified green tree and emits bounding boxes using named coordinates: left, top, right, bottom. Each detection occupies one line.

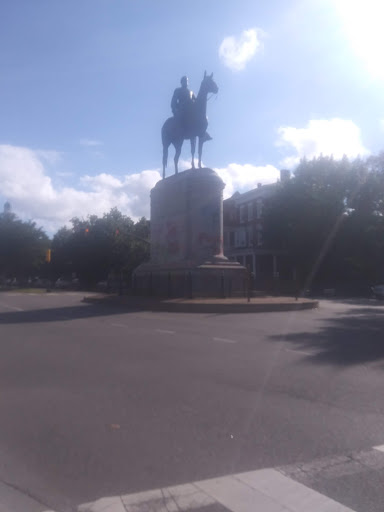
left=0, top=209, right=49, bottom=279
left=263, top=155, right=384, bottom=293
left=51, top=208, right=150, bottom=286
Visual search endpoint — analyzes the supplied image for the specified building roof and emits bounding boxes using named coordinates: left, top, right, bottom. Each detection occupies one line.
left=225, top=183, right=278, bottom=205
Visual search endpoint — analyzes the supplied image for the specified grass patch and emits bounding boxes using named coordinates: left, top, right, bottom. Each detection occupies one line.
left=1, top=288, right=50, bottom=294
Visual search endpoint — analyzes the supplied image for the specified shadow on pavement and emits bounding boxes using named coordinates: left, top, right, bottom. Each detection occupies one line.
left=270, top=307, right=384, bottom=367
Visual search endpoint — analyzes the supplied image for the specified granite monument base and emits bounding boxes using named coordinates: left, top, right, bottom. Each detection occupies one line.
left=133, top=167, right=247, bottom=298
left=133, top=261, right=247, bottom=298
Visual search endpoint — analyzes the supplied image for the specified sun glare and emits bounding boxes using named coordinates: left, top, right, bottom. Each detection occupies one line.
left=335, top=0, right=384, bottom=79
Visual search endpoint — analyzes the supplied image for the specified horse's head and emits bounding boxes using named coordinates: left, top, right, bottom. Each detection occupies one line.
left=202, top=70, right=219, bottom=95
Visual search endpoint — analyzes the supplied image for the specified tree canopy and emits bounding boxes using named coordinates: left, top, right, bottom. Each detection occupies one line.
left=51, top=208, right=150, bottom=285
left=0, top=209, right=49, bottom=279
left=263, top=154, right=384, bottom=293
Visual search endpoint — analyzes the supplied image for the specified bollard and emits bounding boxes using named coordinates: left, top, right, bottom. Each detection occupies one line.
left=247, top=265, right=251, bottom=303
left=220, top=271, right=225, bottom=298
left=188, top=271, right=193, bottom=299
left=118, top=271, right=123, bottom=296
left=167, top=272, right=172, bottom=298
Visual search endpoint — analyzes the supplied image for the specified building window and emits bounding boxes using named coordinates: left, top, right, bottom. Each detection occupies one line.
left=229, top=231, right=235, bottom=247
left=257, top=230, right=263, bottom=246
left=245, top=254, right=254, bottom=273
left=235, top=229, right=246, bottom=247
left=246, top=227, right=253, bottom=247
left=247, top=202, right=253, bottom=221
left=239, top=204, right=247, bottom=223
left=256, top=200, right=263, bottom=219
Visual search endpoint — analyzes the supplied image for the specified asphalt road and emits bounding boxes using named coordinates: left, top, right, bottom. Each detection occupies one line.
left=0, top=292, right=384, bottom=511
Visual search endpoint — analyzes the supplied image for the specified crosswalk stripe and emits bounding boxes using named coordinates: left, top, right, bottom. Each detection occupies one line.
left=237, top=469, right=355, bottom=511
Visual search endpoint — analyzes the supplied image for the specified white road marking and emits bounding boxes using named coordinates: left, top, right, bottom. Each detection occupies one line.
left=0, top=302, right=24, bottom=312
left=213, top=336, right=237, bottom=344
left=373, top=444, right=384, bottom=453
left=285, top=348, right=313, bottom=356
left=122, top=485, right=215, bottom=512
left=156, top=329, right=175, bottom=334
left=235, top=469, right=355, bottom=511
left=79, top=467, right=357, bottom=512
left=78, top=495, right=125, bottom=512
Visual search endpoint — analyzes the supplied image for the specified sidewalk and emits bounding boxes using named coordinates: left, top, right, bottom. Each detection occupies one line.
left=78, top=466, right=355, bottom=512
left=82, top=294, right=318, bottom=313
left=0, top=481, right=55, bottom=512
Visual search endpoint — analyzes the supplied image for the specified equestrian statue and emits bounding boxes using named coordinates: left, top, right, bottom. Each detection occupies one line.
left=161, top=71, right=218, bottom=179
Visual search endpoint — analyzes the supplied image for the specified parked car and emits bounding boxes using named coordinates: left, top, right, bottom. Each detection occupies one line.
left=31, top=277, right=52, bottom=288
left=71, top=278, right=80, bottom=289
left=371, top=284, right=384, bottom=300
left=96, top=280, right=108, bottom=292
left=55, top=277, right=71, bottom=289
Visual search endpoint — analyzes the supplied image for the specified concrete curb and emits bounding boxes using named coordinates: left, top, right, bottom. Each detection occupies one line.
left=82, top=295, right=319, bottom=314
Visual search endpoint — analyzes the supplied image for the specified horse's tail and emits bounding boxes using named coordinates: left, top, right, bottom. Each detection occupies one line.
left=161, top=118, right=173, bottom=178
left=162, top=143, right=168, bottom=178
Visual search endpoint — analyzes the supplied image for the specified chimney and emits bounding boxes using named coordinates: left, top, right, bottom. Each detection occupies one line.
left=280, top=169, right=290, bottom=182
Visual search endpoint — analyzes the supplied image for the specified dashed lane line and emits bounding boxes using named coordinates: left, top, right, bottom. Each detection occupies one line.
left=285, top=348, right=314, bottom=356
left=156, top=329, right=176, bottom=334
left=0, top=302, right=24, bottom=312
left=212, top=337, right=237, bottom=344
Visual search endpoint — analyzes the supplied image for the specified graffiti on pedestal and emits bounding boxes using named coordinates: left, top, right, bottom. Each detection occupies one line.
left=166, top=221, right=180, bottom=255
left=197, top=232, right=223, bottom=254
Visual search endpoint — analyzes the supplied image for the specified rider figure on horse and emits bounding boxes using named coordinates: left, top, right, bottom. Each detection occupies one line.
left=171, top=76, right=212, bottom=142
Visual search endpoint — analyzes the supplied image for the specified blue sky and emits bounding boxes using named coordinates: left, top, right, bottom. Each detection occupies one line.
left=1, top=0, right=384, bottom=234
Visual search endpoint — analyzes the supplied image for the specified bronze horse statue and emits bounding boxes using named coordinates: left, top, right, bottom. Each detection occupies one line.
left=161, top=72, right=219, bottom=178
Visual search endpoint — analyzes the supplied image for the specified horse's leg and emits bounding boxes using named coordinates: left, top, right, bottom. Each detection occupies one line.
left=198, top=137, right=204, bottom=168
left=191, top=137, right=196, bottom=169
left=162, top=143, right=169, bottom=179
left=174, top=140, right=183, bottom=174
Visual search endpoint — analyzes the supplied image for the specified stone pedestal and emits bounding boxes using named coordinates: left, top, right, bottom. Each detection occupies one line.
left=134, top=168, right=246, bottom=297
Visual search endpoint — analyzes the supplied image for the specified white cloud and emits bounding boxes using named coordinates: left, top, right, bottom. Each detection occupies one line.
left=219, top=28, right=263, bottom=71
left=79, top=139, right=103, bottom=147
left=81, top=173, right=122, bottom=191
left=215, top=163, right=280, bottom=198
left=167, top=160, right=279, bottom=197
left=55, top=171, right=74, bottom=178
left=0, top=144, right=281, bottom=235
left=276, top=118, right=369, bottom=168
left=0, top=145, right=56, bottom=201
left=0, top=144, right=161, bottom=235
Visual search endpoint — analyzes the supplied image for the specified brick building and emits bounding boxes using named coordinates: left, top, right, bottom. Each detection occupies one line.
left=223, top=170, right=293, bottom=289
